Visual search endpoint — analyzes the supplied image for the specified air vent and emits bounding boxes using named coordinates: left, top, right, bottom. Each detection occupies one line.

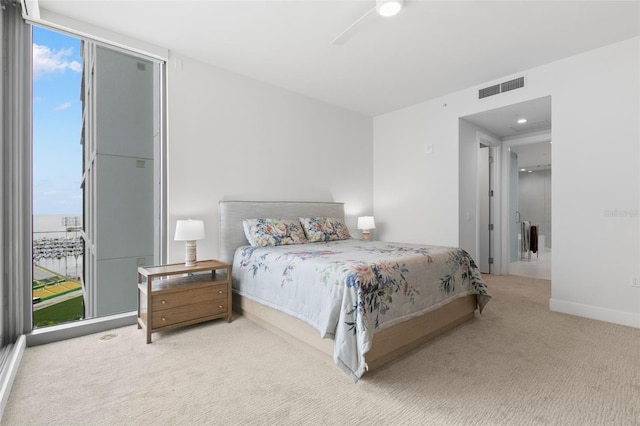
left=479, top=76, right=525, bottom=99
left=501, top=76, right=525, bottom=93
left=479, top=84, right=501, bottom=99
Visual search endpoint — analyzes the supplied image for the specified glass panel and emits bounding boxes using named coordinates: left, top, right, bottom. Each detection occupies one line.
left=510, top=152, right=519, bottom=261
left=82, top=45, right=156, bottom=318
left=32, top=26, right=162, bottom=327
left=32, top=27, right=84, bottom=328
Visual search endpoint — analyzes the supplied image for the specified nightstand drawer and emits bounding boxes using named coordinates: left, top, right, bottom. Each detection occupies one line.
left=152, top=283, right=228, bottom=311
left=152, top=300, right=229, bottom=327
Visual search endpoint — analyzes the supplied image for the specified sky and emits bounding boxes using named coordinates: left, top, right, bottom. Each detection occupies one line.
left=32, top=26, right=83, bottom=215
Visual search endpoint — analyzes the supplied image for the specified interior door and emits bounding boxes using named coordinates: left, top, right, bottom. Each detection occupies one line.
left=478, top=146, right=491, bottom=273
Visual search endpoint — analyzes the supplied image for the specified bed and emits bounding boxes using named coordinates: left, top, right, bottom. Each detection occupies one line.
left=219, top=201, right=490, bottom=382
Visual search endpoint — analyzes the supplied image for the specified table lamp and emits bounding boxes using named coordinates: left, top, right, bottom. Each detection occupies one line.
left=174, top=219, right=205, bottom=266
left=357, top=216, right=376, bottom=241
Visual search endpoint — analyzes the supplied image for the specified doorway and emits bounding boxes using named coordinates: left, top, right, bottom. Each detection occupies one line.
left=460, top=96, right=552, bottom=279
left=507, top=142, right=552, bottom=279
left=477, top=142, right=499, bottom=275
left=478, top=145, right=491, bottom=273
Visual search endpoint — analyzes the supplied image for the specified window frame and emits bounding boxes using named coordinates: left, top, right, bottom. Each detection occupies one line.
left=25, top=24, right=167, bottom=346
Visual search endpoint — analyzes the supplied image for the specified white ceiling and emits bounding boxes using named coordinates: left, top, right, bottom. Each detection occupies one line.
left=36, top=0, right=639, bottom=117
left=511, top=141, right=552, bottom=172
left=462, top=97, right=551, bottom=140
left=463, top=96, right=552, bottom=170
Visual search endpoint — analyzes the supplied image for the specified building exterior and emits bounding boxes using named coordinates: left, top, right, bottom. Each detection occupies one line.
left=80, top=42, right=157, bottom=317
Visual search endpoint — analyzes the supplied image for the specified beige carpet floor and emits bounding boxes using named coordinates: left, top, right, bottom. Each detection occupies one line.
left=2, top=275, right=640, bottom=425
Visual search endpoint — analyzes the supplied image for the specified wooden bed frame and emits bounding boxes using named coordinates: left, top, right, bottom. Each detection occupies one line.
left=218, top=201, right=477, bottom=373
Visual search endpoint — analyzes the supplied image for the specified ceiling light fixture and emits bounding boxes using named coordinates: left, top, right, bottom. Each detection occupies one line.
left=376, top=0, right=403, bottom=17
left=517, top=117, right=527, bottom=124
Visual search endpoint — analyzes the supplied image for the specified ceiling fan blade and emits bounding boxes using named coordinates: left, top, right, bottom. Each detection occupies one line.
left=331, top=6, right=376, bottom=45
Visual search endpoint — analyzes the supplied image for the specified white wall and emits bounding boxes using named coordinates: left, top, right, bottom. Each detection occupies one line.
left=166, top=54, right=373, bottom=262
left=457, top=119, right=501, bottom=262
left=458, top=119, right=481, bottom=258
left=373, top=101, right=460, bottom=246
left=550, top=37, right=639, bottom=327
left=374, top=37, right=640, bottom=328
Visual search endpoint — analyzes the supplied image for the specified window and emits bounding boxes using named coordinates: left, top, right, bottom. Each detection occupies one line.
left=1, top=2, right=166, bottom=410
left=30, top=26, right=165, bottom=332
left=31, top=27, right=84, bottom=328
left=80, top=42, right=163, bottom=318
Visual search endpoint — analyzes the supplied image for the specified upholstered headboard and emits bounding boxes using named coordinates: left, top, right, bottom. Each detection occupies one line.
left=218, top=201, right=345, bottom=265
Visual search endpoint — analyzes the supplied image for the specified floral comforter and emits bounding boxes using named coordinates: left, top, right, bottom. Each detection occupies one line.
left=232, top=239, right=490, bottom=382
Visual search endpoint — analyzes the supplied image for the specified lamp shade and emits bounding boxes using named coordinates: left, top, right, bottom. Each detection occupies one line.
left=357, top=216, right=376, bottom=230
left=376, top=0, right=403, bottom=17
left=174, top=219, right=205, bottom=241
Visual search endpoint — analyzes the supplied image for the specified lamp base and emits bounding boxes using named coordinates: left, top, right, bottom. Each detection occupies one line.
left=184, top=240, right=197, bottom=267
left=361, top=230, right=371, bottom=241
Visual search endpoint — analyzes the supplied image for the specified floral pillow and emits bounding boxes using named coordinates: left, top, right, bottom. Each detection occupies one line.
left=299, top=217, right=352, bottom=242
left=243, top=218, right=308, bottom=247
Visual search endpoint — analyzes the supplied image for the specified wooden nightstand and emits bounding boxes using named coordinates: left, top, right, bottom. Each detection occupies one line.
left=137, top=260, right=232, bottom=343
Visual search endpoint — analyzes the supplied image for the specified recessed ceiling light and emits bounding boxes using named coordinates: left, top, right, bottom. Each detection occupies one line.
left=517, top=118, right=527, bottom=124
left=520, top=168, right=526, bottom=172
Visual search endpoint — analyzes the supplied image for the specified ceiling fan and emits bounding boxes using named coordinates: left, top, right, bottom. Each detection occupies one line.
left=331, top=0, right=404, bottom=45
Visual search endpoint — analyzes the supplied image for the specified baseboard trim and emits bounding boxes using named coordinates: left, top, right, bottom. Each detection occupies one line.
left=26, top=311, right=137, bottom=347
left=0, top=335, right=26, bottom=422
left=550, top=298, right=640, bottom=329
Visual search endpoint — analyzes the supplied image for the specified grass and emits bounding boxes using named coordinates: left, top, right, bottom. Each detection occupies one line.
left=33, top=296, right=84, bottom=328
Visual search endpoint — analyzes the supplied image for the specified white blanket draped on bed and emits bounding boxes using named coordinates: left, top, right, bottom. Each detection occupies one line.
left=232, top=239, right=490, bottom=382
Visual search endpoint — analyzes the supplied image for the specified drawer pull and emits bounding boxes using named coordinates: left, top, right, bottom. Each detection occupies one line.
left=162, top=317, right=166, bottom=322
left=161, top=300, right=167, bottom=305
left=218, top=305, right=223, bottom=310
left=218, top=290, right=223, bottom=294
